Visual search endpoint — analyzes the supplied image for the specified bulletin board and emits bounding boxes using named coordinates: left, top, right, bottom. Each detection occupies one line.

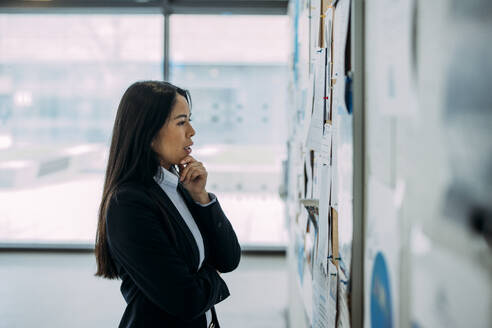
left=285, top=0, right=353, bottom=327
left=287, top=1, right=492, bottom=328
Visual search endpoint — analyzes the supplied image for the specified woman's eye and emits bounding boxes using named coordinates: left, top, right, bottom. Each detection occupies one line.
left=178, top=118, right=191, bottom=126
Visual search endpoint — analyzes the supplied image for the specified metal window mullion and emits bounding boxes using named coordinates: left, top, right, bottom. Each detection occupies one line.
left=162, top=1, right=171, bottom=81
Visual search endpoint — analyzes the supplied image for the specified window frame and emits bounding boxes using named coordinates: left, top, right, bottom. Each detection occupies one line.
left=0, top=4, right=288, bottom=252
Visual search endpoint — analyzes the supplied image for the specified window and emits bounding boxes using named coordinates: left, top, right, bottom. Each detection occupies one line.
left=0, top=14, right=163, bottom=244
left=170, top=15, right=289, bottom=247
left=0, top=13, right=289, bottom=248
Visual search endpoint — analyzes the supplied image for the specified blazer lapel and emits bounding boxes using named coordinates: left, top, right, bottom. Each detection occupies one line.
left=150, top=180, right=200, bottom=270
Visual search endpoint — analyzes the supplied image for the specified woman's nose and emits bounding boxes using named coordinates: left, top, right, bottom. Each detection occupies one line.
left=188, top=124, right=195, bottom=137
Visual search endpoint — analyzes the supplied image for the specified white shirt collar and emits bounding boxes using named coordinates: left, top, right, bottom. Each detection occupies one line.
left=154, top=165, right=179, bottom=189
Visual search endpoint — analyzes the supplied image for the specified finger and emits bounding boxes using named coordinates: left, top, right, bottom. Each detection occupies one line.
left=188, top=169, right=204, bottom=183
left=178, top=158, right=199, bottom=180
left=184, top=165, right=206, bottom=184
left=180, top=162, right=201, bottom=182
left=179, top=161, right=195, bottom=181
left=179, top=156, right=196, bottom=165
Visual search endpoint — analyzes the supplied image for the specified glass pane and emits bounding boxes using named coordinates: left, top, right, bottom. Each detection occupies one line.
left=170, top=15, right=289, bottom=247
left=0, top=14, right=163, bottom=244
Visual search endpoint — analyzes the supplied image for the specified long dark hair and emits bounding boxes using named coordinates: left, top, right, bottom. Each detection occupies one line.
left=95, top=81, right=191, bottom=279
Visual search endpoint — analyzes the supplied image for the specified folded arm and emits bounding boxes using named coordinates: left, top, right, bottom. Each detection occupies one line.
left=191, top=192, right=242, bottom=273
left=106, top=187, right=229, bottom=321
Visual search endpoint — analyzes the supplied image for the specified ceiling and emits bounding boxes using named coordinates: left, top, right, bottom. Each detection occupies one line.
left=0, top=0, right=289, bottom=14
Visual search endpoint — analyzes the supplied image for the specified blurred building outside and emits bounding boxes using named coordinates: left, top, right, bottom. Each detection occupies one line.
left=0, top=14, right=289, bottom=248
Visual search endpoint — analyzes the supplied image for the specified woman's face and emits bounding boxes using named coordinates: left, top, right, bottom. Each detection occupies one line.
left=152, top=94, right=195, bottom=169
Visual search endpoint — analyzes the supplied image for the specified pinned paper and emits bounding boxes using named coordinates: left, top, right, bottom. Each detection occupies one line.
left=317, top=163, right=331, bottom=267
left=320, top=123, right=332, bottom=165
left=312, top=257, right=338, bottom=328
left=331, top=207, right=339, bottom=268
left=332, top=0, right=351, bottom=80
left=337, top=268, right=350, bottom=328
left=302, top=200, right=320, bottom=278
left=330, top=124, right=339, bottom=207
left=310, top=0, right=322, bottom=63
left=312, top=265, right=330, bottom=328
left=319, top=2, right=325, bottom=48
left=305, top=49, right=327, bottom=153
left=328, top=261, right=338, bottom=326
left=313, top=154, right=320, bottom=199
left=324, top=6, right=334, bottom=60
left=303, top=68, right=316, bottom=142
left=324, top=58, right=332, bottom=124
left=305, top=153, right=314, bottom=199
left=371, top=0, right=417, bottom=117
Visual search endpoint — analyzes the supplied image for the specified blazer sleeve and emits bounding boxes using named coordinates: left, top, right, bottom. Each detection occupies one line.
left=106, top=186, right=230, bottom=321
left=190, top=192, right=241, bottom=273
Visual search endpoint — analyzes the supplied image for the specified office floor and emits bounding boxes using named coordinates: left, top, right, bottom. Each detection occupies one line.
left=0, top=252, right=287, bottom=328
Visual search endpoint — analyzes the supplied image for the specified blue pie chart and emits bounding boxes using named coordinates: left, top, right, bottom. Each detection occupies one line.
left=370, top=252, right=393, bottom=328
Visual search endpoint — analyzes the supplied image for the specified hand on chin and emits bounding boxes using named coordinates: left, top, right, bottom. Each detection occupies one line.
left=177, top=155, right=210, bottom=204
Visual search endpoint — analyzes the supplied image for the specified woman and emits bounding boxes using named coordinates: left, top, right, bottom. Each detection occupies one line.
left=95, top=81, right=241, bottom=328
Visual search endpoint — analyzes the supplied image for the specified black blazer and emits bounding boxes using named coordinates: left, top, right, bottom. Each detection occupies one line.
left=106, top=179, right=241, bottom=328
